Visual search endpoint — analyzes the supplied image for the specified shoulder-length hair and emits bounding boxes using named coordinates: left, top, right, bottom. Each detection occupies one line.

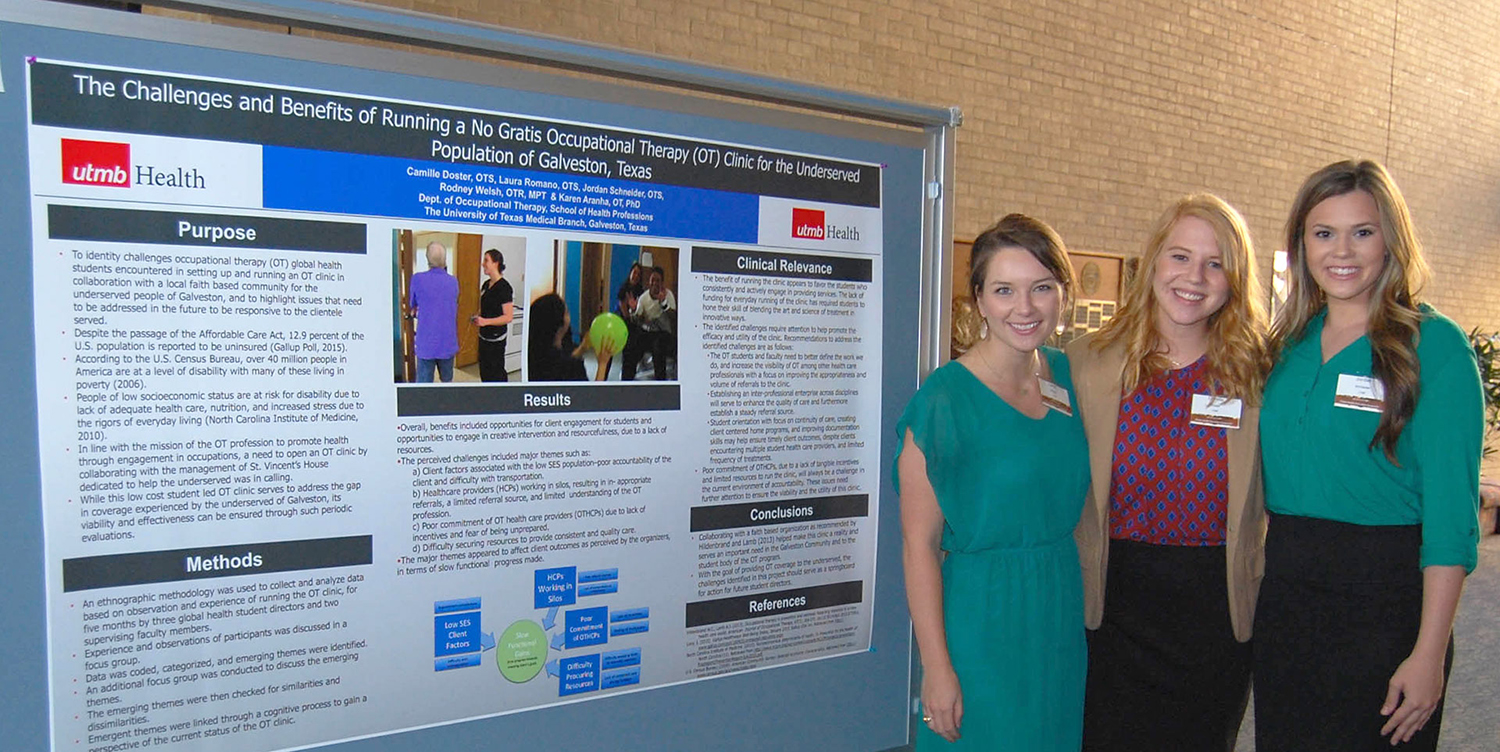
left=967, top=213, right=1076, bottom=310
left=1271, top=159, right=1429, bottom=460
left=1092, top=193, right=1269, bottom=402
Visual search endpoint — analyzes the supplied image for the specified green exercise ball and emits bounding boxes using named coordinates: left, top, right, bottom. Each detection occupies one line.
left=587, top=312, right=628, bottom=353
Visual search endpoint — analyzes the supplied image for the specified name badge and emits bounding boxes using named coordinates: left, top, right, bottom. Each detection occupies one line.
left=1190, top=394, right=1242, bottom=429
left=1334, top=374, right=1385, bottom=413
left=1039, top=379, right=1073, bottom=416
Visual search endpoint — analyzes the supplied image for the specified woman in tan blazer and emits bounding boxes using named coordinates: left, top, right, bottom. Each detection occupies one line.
left=1067, top=194, right=1269, bottom=752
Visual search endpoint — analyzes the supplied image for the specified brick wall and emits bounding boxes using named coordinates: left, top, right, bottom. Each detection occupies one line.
left=293, top=0, right=1493, bottom=334
left=153, top=0, right=1500, bottom=329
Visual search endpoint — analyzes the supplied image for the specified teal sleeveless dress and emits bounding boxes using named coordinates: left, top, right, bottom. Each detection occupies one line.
left=895, top=348, right=1089, bottom=750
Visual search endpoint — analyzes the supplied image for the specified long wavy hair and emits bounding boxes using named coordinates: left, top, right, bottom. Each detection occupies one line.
left=1092, top=193, right=1269, bottom=402
left=1272, top=159, right=1429, bottom=460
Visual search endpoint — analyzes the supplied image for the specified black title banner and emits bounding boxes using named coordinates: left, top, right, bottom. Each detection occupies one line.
left=397, top=383, right=680, bottom=416
left=62, top=535, right=372, bottom=592
left=49, top=204, right=367, bottom=253
left=692, top=246, right=873, bottom=282
left=685, top=580, right=863, bottom=628
left=32, top=62, right=880, bottom=207
left=690, top=495, right=869, bottom=532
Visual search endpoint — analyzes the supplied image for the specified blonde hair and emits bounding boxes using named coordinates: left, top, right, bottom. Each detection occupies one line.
left=1093, top=193, right=1269, bottom=402
left=951, top=296, right=983, bottom=358
left=1272, top=159, right=1429, bottom=460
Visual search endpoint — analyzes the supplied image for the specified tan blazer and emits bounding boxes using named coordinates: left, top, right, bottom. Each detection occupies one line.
left=1066, top=333, right=1266, bottom=642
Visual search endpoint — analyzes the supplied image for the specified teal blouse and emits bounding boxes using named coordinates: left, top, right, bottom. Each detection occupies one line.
left=1260, top=306, right=1483, bottom=571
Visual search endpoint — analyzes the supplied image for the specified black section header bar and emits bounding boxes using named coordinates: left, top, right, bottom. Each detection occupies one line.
left=690, top=495, right=868, bottom=532
left=32, top=62, right=879, bottom=208
left=48, top=205, right=367, bottom=253
left=685, top=580, right=863, bottom=628
left=397, top=383, right=680, bottom=416
left=61, top=535, right=372, bottom=592
left=691, top=246, right=872, bottom=282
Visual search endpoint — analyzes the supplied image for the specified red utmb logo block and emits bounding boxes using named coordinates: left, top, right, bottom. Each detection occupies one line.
left=61, top=139, right=131, bottom=188
left=792, top=207, right=825, bottom=239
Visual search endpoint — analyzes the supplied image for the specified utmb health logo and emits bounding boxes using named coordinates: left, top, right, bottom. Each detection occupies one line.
left=60, top=138, right=207, bottom=189
left=791, top=207, right=860, bottom=241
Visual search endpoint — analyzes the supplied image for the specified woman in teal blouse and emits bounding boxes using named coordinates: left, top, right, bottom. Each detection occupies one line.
left=896, top=214, right=1089, bottom=750
left=1255, top=160, right=1483, bottom=751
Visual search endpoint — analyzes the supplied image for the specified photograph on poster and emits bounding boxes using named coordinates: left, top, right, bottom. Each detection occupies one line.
left=393, top=229, right=527, bottom=384
left=528, top=241, right=680, bottom=383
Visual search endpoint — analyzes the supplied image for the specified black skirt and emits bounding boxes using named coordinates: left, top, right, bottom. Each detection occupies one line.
left=1253, top=514, right=1453, bottom=752
left=1083, top=538, right=1251, bottom=752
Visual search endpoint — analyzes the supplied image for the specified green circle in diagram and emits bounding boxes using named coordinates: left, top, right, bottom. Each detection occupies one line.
left=496, top=620, right=547, bottom=683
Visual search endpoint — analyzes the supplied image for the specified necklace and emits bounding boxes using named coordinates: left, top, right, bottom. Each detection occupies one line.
left=976, top=342, right=1041, bottom=386
left=1162, top=349, right=1203, bottom=370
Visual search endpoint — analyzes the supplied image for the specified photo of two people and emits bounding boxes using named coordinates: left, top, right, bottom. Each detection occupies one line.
left=393, top=229, right=526, bottom=384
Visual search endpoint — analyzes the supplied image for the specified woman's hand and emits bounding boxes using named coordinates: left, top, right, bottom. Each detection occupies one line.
left=1381, top=565, right=1465, bottom=745
left=592, top=339, right=617, bottom=381
left=1380, top=651, right=1444, bottom=744
left=921, top=664, right=963, bottom=743
left=898, top=431, right=959, bottom=743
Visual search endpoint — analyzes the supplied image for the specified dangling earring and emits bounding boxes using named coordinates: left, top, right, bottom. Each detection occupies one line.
left=980, top=318, right=990, bottom=340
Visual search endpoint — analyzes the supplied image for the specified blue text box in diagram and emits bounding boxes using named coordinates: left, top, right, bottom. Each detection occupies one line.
left=434, top=612, right=480, bottom=657
left=610, top=620, right=649, bottom=637
left=565, top=606, right=609, bottom=648
left=559, top=655, right=601, bottom=697
left=577, top=568, right=618, bottom=583
left=610, top=607, right=649, bottom=622
left=602, top=667, right=641, bottom=690
left=534, top=566, right=577, bottom=609
left=578, top=580, right=619, bottom=597
left=601, top=648, right=641, bottom=670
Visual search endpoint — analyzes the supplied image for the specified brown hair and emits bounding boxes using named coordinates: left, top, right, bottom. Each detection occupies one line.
left=1093, top=194, right=1270, bottom=402
left=1272, top=159, right=1430, bottom=461
left=968, top=213, right=1075, bottom=310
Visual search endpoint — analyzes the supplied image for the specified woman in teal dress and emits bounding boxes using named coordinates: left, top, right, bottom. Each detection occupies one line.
left=896, top=213, right=1090, bottom=749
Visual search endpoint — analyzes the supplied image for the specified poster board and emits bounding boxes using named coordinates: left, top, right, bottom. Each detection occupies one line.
left=0, top=3, right=952, bottom=751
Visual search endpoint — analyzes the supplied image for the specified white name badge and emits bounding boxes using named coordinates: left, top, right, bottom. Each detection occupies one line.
left=1190, top=394, right=1243, bottom=429
left=1334, top=373, right=1385, bottom=413
left=1039, top=379, right=1073, bottom=416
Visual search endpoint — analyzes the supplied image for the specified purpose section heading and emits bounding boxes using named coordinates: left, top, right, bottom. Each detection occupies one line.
left=48, top=205, right=367, bottom=253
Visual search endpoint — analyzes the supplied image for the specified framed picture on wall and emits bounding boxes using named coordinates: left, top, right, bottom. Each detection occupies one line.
left=1059, top=251, right=1127, bottom=347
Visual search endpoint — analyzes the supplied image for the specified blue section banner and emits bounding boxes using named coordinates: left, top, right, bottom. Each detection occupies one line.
left=263, top=147, right=759, bottom=243
left=434, top=597, right=481, bottom=614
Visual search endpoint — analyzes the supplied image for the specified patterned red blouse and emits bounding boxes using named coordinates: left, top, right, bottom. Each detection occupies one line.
left=1108, top=357, right=1229, bottom=546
